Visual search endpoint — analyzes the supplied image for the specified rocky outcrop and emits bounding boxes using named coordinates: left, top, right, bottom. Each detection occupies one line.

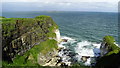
left=38, top=48, right=62, bottom=66
left=2, top=15, right=59, bottom=62
left=100, top=41, right=110, bottom=57
left=100, top=36, right=120, bottom=56
left=37, top=47, right=78, bottom=66
left=96, top=36, right=120, bottom=68
left=62, top=39, right=68, bottom=42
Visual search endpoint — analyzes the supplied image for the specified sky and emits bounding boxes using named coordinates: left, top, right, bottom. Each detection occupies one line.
left=1, top=0, right=119, bottom=12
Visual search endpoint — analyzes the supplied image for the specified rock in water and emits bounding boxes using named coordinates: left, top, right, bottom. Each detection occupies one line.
left=81, top=56, right=90, bottom=62
left=96, top=36, right=120, bottom=68
left=100, top=36, right=119, bottom=56
left=62, top=39, right=68, bottom=42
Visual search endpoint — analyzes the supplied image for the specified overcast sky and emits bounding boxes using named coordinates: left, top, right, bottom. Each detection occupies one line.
left=1, top=0, right=119, bottom=12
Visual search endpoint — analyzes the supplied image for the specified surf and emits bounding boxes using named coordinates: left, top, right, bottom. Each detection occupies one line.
left=58, top=36, right=101, bottom=66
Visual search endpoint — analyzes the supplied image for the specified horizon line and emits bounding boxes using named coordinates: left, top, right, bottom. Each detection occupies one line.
left=2, top=10, right=118, bottom=13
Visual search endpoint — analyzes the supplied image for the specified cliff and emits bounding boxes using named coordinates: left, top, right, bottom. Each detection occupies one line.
left=96, top=36, right=120, bottom=68
left=1, top=15, right=60, bottom=66
left=100, top=36, right=120, bottom=56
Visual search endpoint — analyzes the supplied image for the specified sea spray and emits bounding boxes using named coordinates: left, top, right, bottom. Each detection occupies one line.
left=75, top=41, right=101, bottom=66
left=58, top=36, right=101, bottom=66
left=58, top=36, right=77, bottom=66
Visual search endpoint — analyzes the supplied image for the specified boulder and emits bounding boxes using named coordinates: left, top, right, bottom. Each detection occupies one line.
left=62, top=39, right=68, bottom=42
left=81, top=56, right=90, bottom=62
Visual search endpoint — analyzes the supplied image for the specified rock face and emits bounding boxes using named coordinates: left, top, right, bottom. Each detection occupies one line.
left=54, top=29, right=61, bottom=43
left=38, top=49, right=62, bottom=66
left=96, top=36, right=120, bottom=68
left=100, top=42, right=110, bottom=56
left=2, top=15, right=59, bottom=62
left=100, top=36, right=119, bottom=56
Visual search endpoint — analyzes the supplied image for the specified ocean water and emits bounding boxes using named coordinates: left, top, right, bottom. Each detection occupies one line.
left=2, top=11, right=118, bottom=42
left=2, top=11, right=118, bottom=65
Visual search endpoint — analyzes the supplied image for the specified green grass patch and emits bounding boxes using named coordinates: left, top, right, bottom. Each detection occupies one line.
left=2, top=39, right=58, bottom=66
left=103, top=36, right=120, bottom=56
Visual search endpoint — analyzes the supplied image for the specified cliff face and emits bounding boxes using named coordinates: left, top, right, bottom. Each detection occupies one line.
left=96, top=36, right=120, bottom=68
left=2, top=15, right=59, bottom=64
left=54, top=29, right=61, bottom=42
left=100, top=36, right=120, bottom=56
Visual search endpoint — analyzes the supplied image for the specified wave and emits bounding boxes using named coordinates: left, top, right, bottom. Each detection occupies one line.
left=58, top=36, right=101, bottom=66
left=74, top=41, right=101, bottom=66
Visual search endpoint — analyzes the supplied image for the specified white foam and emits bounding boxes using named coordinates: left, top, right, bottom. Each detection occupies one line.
left=61, top=36, right=75, bottom=41
left=58, top=36, right=101, bottom=66
left=84, top=58, right=91, bottom=66
left=60, top=36, right=77, bottom=45
left=75, top=41, right=101, bottom=56
left=93, top=43, right=101, bottom=48
left=58, top=36, right=76, bottom=65
left=74, top=40, right=101, bottom=66
left=58, top=44, right=66, bottom=48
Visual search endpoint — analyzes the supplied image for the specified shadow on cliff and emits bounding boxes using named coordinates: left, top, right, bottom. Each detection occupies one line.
left=95, top=52, right=120, bottom=68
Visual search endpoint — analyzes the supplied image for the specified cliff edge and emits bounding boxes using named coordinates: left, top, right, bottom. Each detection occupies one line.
left=1, top=15, right=61, bottom=66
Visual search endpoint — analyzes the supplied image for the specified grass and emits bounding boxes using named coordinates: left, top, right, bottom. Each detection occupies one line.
left=1, top=15, right=58, bottom=38
left=2, top=15, right=59, bottom=66
left=0, top=16, right=5, bottom=18
left=2, top=39, right=58, bottom=66
left=103, top=36, right=120, bottom=56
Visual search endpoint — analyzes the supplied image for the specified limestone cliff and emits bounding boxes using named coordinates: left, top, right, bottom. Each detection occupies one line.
left=54, top=29, right=61, bottom=42
left=1, top=15, right=60, bottom=66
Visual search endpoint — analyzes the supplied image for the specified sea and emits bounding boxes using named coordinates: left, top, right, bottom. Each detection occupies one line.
left=2, top=11, right=118, bottom=66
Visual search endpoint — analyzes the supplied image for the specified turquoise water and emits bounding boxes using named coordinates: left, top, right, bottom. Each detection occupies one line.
left=2, top=11, right=118, bottom=43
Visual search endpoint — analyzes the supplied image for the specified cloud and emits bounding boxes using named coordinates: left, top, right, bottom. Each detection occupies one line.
left=2, top=0, right=38, bottom=2
left=2, top=1, right=118, bottom=12
left=58, top=2, right=71, bottom=6
left=2, top=0, right=119, bottom=2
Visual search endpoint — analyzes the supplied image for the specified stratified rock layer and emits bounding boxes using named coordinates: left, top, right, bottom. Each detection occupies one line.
left=2, top=15, right=58, bottom=62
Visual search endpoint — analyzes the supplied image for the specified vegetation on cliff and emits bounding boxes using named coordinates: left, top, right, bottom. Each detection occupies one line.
left=104, top=36, right=119, bottom=49
left=3, top=39, right=57, bottom=66
left=2, top=15, right=58, bottom=66
left=96, top=36, right=120, bottom=68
